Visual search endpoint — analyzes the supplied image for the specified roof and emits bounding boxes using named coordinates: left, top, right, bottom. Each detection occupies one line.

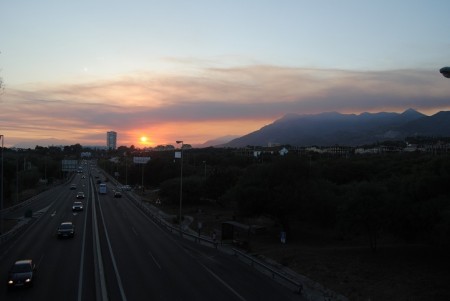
left=222, top=221, right=251, bottom=231
left=15, top=259, right=32, bottom=264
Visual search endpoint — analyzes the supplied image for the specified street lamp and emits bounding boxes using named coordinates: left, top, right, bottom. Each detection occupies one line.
left=440, top=66, right=450, bottom=78
left=125, top=156, right=128, bottom=186
left=176, top=140, right=183, bottom=232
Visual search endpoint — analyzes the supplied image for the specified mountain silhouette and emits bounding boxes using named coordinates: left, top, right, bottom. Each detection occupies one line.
left=219, top=109, right=450, bottom=147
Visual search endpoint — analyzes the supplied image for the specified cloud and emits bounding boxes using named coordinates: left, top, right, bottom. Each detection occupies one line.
left=2, top=65, right=449, bottom=147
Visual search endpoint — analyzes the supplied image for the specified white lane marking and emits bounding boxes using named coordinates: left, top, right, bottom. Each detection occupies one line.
left=37, top=254, right=45, bottom=270
left=51, top=211, right=56, bottom=217
left=97, top=195, right=128, bottom=301
left=77, top=180, right=90, bottom=301
left=92, top=179, right=108, bottom=301
left=200, top=262, right=247, bottom=301
left=131, top=226, right=138, bottom=236
left=148, top=251, right=162, bottom=270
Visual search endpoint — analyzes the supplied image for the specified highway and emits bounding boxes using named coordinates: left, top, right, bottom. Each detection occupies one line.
left=0, top=166, right=304, bottom=301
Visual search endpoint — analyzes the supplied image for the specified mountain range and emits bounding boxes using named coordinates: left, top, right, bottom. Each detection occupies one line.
left=213, top=109, right=450, bottom=147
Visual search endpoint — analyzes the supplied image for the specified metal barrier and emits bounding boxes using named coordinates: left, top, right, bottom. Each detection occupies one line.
left=127, top=194, right=218, bottom=249
left=232, top=247, right=303, bottom=294
left=99, top=172, right=314, bottom=297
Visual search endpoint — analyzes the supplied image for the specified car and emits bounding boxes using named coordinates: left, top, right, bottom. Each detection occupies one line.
left=70, top=184, right=76, bottom=190
left=81, top=175, right=86, bottom=179
left=72, top=201, right=83, bottom=211
left=122, top=185, right=132, bottom=191
left=57, top=222, right=75, bottom=238
left=114, top=191, right=122, bottom=198
left=76, top=191, right=85, bottom=199
left=7, top=259, right=36, bottom=289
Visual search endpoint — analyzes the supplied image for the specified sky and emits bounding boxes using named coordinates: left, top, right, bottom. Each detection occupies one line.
left=1, top=0, right=450, bottom=148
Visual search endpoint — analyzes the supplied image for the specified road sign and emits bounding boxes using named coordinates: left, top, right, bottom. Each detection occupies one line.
left=61, top=160, right=78, bottom=172
left=133, top=157, right=151, bottom=164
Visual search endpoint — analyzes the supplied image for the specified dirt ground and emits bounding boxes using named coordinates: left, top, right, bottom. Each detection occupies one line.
left=157, top=201, right=450, bottom=301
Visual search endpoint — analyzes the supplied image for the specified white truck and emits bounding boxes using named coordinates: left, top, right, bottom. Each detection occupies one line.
left=99, top=183, right=107, bottom=195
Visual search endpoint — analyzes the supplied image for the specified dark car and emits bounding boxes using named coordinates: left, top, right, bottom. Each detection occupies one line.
left=76, top=191, right=85, bottom=199
left=114, top=191, right=122, bottom=198
left=57, top=222, right=75, bottom=238
left=70, top=184, right=76, bottom=190
left=7, top=259, right=36, bottom=289
left=72, top=201, right=83, bottom=211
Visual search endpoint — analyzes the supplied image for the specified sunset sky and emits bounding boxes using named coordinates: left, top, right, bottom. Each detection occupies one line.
left=1, top=1, right=450, bottom=148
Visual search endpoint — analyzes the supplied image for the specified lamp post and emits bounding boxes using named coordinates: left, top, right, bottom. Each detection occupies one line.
left=176, top=140, right=183, bottom=232
left=440, top=66, right=450, bottom=78
left=0, top=135, right=4, bottom=235
left=125, top=157, right=128, bottom=186
left=141, top=162, right=144, bottom=194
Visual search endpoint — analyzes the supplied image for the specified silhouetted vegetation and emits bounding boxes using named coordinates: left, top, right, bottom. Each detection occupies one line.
left=150, top=149, right=450, bottom=250
left=2, top=142, right=450, bottom=250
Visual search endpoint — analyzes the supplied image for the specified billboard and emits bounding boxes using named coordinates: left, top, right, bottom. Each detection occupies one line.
left=133, top=157, right=151, bottom=164
left=61, top=160, right=78, bottom=172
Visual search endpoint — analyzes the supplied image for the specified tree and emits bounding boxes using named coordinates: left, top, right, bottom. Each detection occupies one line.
left=223, top=157, right=310, bottom=236
left=339, top=181, right=389, bottom=251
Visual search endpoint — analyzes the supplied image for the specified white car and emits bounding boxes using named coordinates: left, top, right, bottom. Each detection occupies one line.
left=72, top=201, right=83, bottom=211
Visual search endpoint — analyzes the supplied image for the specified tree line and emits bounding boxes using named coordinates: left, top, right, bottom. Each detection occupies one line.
left=1, top=143, right=449, bottom=250
left=100, top=147, right=450, bottom=250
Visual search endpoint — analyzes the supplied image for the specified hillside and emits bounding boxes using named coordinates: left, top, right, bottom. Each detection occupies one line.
left=218, top=109, right=450, bottom=147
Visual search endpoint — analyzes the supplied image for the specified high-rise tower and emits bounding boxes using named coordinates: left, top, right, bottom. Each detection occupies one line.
left=107, top=131, right=117, bottom=150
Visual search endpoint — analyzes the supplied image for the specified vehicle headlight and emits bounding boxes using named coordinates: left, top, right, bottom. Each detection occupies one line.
left=8, top=280, right=13, bottom=284
left=25, top=278, right=31, bottom=283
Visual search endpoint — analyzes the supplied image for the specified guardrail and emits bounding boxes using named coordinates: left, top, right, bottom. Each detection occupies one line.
left=0, top=194, right=46, bottom=246
left=100, top=173, right=309, bottom=294
left=0, top=221, right=27, bottom=245
left=232, top=247, right=303, bottom=294
left=129, top=195, right=219, bottom=249
left=100, top=171, right=219, bottom=249
left=100, top=172, right=352, bottom=300
left=97, top=169, right=350, bottom=301
left=0, top=177, right=73, bottom=246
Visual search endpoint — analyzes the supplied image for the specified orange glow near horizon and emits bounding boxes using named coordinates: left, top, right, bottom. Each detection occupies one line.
left=136, top=134, right=154, bottom=147
left=121, top=118, right=272, bottom=147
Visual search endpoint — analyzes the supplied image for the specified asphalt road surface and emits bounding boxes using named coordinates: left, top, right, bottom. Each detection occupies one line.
left=0, top=167, right=304, bottom=301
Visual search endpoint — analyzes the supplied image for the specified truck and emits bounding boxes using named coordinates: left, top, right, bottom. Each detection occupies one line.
left=99, top=183, right=107, bottom=195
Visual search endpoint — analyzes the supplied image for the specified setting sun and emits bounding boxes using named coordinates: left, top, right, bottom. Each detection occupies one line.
left=140, top=136, right=148, bottom=143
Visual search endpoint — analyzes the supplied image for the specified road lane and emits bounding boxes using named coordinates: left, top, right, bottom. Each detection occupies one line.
left=0, top=176, right=95, bottom=301
left=97, top=186, right=303, bottom=301
left=1, top=170, right=304, bottom=301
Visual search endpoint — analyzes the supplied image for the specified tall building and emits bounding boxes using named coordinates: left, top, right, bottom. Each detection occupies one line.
left=107, top=131, right=117, bottom=150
